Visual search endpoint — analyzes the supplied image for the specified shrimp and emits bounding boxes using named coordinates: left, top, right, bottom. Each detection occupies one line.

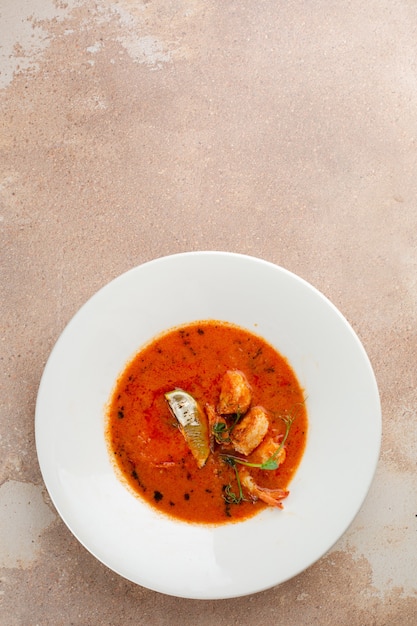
left=206, top=404, right=229, bottom=450
left=206, top=403, right=224, bottom=429
left=249, top=434, right=286, bottom=466
left=217, top=370, right=251, bottom=415
left=230, top=406, right=269, bottom=456
left=239, top=468, right=289, bottom=508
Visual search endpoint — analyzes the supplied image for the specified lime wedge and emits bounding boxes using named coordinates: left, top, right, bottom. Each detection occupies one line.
left=165, top=389, right=210, bottom=468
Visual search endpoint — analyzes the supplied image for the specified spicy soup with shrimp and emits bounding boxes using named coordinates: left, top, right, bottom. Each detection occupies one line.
left=106, top=320, right=308, bottom=524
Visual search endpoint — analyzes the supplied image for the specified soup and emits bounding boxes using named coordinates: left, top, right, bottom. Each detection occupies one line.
left=106, top=320, right=307, bottom=524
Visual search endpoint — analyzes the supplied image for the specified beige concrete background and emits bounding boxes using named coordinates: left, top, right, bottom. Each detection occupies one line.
left=1, top=0, right=417, bottom=624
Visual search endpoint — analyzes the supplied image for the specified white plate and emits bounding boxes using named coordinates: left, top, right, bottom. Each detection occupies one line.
left=35, top=252, right=381, bottom=599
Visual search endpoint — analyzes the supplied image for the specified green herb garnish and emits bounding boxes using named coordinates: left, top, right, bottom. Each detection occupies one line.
left=212, top=411, right=242, bottom=445
left=212, top=421, right=230, bottom=444
left=223, top=457, right=246, bottom=504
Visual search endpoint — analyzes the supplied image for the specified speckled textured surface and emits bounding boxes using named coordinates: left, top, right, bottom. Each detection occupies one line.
left=1, top=0, right=417, bottom=623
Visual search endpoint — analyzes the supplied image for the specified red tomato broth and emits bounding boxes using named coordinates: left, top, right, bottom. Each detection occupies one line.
left=106, top=320, right=308, bottom=524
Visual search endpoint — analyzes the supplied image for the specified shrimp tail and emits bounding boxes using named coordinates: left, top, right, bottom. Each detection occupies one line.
left=239, top=469, right=289, bottom=508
